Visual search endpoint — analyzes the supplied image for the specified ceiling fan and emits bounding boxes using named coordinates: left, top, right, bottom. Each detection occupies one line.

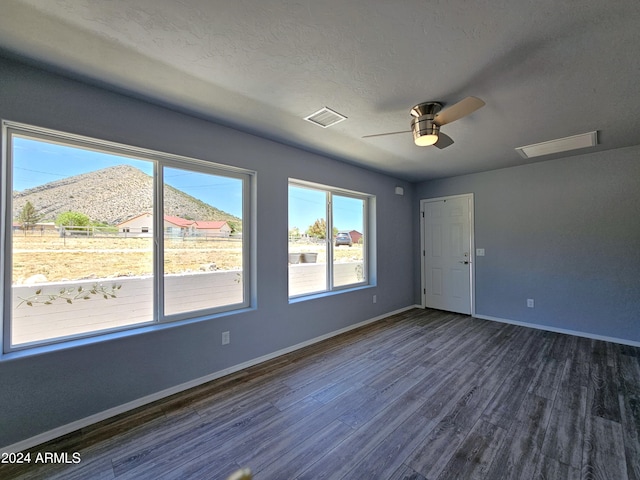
left=363, top=96, right=485, bottom=149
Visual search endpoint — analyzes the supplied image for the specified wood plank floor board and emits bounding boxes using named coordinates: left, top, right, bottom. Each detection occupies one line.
left=79, top=402, right=169, bottom=449
left=3, top=308, right=640, bottom=480
left=271, top=360, right=371, bottom=410
left=11, top=408, right=205, bottom=480
left=155, top=370, right=253, bottom=415
left=533, top=454, right=582, bottom=480
left=342, top=411, right=436, bottom=480
left=215, top=397, right=332, bottom=472
left=310, top=378, right=364, bottom=405
left=619, top=354, right=640, bottom=397
left=542, top=387, right=587, bottom=469
left=416, top=313, right=483, bottom=351
left=581, top=415, right=629, bottom=480
left=79, top=409, right=204, bottom=471
left=540, top=331, right=592, bottom=471
left=244, top=381, right=372, bottom=469
left=619, top=392, right=640, bottom=480
left=192, top=379, right=293, bottom=418
left=254, top=419, right=354, bottom=479
left=618, top=355, right=640, bottom=480
left=337, top=366, right=430, bottom=429
left=410, top=361, right=486, bottom=419
left=388, top=464, right=428, bottom=480
left=367, top=323, right=429, bottom=357
left=406, top=356, right=518, bottom=479
left=112, top=402, right=281, bottom=478
left=481, top=365, right=536, bottom=431
left=588, top=360, right=622, bottom=423
left=548, top=331, right=575, bottom=360
left=426, top=316, right=495, bottom=354
left=483, top=394, right=553, bottom=480
left=48, top=462, right=117, bottom=480
left=409, top=382, right=497, bottom=479
left=296, top=388, right=432, bottom=480
left=540, top=383, right=588, bottom=470
left=434, top=418, right=507, bottom=480
left=524, top=331, right=565, bottom=400
left=389, top=329, right=432, bottom=357
left=161, top=458, right=243, bottom=480
left=527, top=356, right=564, bottom=400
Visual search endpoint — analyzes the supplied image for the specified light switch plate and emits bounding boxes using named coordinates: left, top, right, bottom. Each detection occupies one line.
left=476, top=248, right=485, bottom=256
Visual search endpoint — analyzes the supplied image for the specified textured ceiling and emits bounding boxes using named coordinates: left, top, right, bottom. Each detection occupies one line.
left=1, top=0, right=639, bottom=181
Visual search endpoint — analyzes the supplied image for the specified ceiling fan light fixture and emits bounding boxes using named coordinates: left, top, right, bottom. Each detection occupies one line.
left=412, top=116, right=439, bottom=146
left=414, top=133, right=439, bottom=146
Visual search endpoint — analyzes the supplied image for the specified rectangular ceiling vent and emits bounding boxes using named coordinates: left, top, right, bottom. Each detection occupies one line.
left=515, top=131, right=598, bottom=159
left=303, top=107, right=347, bottom=128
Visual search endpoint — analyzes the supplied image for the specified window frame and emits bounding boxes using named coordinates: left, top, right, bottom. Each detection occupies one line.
left=1, top=121, right=254, bottom=353
left=288, top=179, right=373, bottom=299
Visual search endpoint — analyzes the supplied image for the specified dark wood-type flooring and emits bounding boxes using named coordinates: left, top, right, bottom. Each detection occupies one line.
left=2, top=308, right=640, bottom=479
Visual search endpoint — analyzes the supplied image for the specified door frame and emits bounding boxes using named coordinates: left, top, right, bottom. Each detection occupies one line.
left=420, top=193, right=475, bottom=315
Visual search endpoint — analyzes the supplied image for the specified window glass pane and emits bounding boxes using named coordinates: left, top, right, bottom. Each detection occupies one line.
left=163, top=167, right=244, bottom=315
left=332, top=195, right=365, bottom=287
left=10, top=135, right=154, bottom=346
left=288, top=185, right=327, bottom=296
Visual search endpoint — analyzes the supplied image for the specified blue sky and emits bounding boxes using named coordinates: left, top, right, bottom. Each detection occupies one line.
left=288, top=185, right=363, bottom=233
left=12, top=136, right=243, bottom=218
left=12, top=136, right=364, bottom=230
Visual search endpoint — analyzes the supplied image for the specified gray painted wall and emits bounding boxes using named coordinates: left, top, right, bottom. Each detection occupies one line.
left=415, top=147, right=640, bottom=343
left=0, top=57, right=415, bottom=448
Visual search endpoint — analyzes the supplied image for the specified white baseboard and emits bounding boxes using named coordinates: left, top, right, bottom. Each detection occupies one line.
left=2, top=304, right=419, bottom=454
left=474, top=313, right=640, bottom=348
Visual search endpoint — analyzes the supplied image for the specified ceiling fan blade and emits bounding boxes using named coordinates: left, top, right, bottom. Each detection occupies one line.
left=362, top=130, right=411, bottom=139
left=433, top=132, right=454, bottom=149
left=434, top=96, right=485, bottom=126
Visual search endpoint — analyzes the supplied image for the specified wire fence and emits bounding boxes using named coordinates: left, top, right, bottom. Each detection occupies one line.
left=14, top=225, right=241, bottom=241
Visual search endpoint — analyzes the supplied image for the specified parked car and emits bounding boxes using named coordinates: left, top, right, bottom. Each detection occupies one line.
left=335, top=232, right=353, bottom=247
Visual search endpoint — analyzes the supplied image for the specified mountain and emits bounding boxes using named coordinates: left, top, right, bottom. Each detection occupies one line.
left=12, top=165, right=241, bottom=226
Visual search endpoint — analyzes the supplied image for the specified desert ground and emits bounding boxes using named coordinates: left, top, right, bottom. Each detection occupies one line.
left=12, top=232, right=364, bottom=283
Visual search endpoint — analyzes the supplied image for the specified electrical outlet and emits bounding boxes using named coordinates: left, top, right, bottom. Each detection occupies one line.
left=222, top=331, right=230, bottom=345
left=373, top=294, right=377, bottom=304
left=527, top=299, right=534, bottom=308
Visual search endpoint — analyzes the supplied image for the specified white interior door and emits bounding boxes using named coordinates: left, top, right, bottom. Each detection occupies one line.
left=421, top=195, right=473, bottom=314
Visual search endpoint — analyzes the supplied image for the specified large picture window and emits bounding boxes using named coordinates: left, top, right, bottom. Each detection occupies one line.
left=2, top=122, right=251, bottom=351
left=288, top=180, right=372, bottom=298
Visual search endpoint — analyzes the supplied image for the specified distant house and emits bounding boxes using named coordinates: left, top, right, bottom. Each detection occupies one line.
left=194, top=220, right=232, bottom=237
left=117, top=213, right=230, bottom=237
left=163, top=215, right=196, bottom=236
left=349, top=230, right=363, bottom=244
left=117, top=213, right=154, bottom=235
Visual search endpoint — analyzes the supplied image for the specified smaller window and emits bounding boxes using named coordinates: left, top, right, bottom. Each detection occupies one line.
left=288, top=180, right=372, bottom=298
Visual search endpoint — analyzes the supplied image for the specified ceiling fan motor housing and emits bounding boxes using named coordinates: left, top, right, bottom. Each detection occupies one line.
left=412, top=116, right=439, bottom=137
left=411, top=102, right=442, bottom=146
